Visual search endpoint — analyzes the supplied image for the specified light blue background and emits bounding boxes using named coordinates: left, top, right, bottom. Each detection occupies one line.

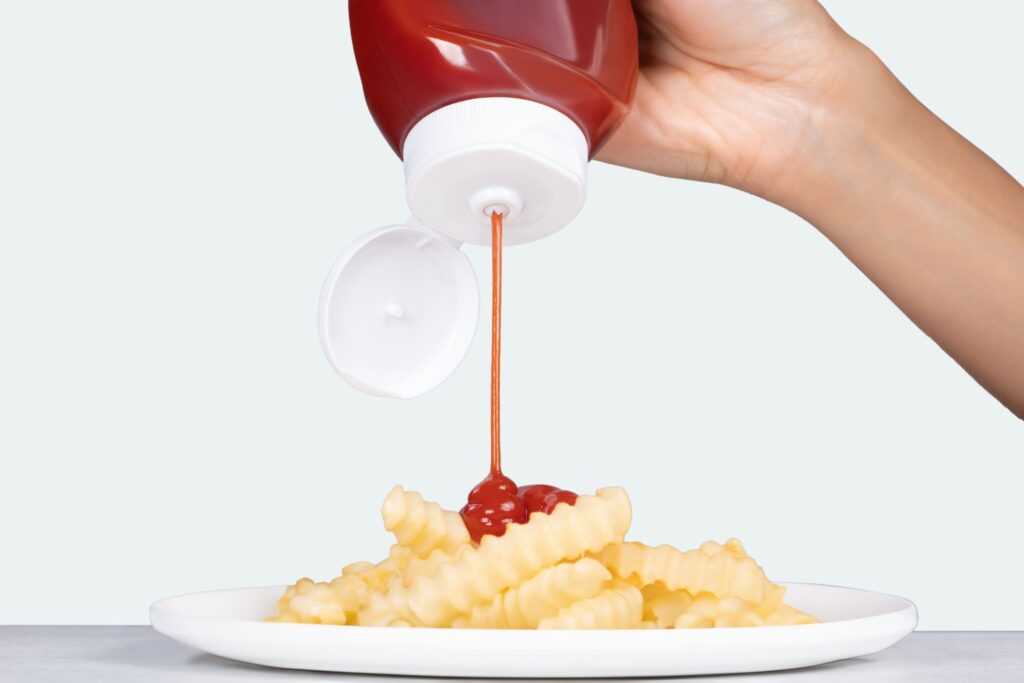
left=0, top=0, right=1021, bottom=627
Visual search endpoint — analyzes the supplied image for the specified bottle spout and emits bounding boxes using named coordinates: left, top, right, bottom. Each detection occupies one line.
left=470, top=187, right=522, bottom=224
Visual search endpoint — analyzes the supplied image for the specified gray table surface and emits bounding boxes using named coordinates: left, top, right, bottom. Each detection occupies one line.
left=0, top=627, right=1022, bottom=682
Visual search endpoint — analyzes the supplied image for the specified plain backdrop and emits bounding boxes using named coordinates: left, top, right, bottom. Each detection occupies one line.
left=1, top=0, right=1022, bottom=628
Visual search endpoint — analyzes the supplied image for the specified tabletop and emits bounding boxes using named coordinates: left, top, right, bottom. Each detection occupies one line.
left=1, top=627, right=1022, bottom=682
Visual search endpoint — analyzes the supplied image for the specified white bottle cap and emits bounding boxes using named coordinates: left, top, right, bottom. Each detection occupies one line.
left=402, top=97, right=589, bottom=245
left=318, top=219, right=478, bottom=398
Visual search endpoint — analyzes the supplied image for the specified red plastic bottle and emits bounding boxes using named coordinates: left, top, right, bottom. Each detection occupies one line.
left=316, top=2, right=638, bottom=399
left=350, top=0, right=637, bottom=159
left=348, top=0, right=638, bottom=246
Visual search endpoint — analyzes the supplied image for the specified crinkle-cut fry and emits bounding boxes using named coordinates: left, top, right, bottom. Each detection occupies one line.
left=538, top=582, right=643, bottom=630
left=676, top=594, right=773, bottom=628
left=699, top=538, right=790, bottom=614
left=341, top=561, right=376, bottom=576
left=355, top=545, right=415, bottom=591
left=673, top=593, right=817, bottom=628
left=408, top=487, right=632, bottom=627
left=644, top=589, right=695, bottom=628
left=402, top=545, right=470, bottom=587
left=267, top=578, right=350, bottom=625
left=596, top=540, right=779, bottom=608
left=381, top=486, right=470, bottom=558
left=675, top=594, right=759, bottom=628
left=357, top=578, right=422, bottom=627
left=268, top=546, right=412, bottom=624
left=325, top=574, right=370, bottom=609
left=452, top=558, right=611, bottom=629
left=765, top=603, right=817, bottom=626
left=700, top=538, right=749, bottom=559
left=640, top=583, right=671, bottom=602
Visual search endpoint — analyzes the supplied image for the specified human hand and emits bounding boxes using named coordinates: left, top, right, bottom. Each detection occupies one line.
left=599, top=0, right=1024, bottom=420
left=597, top=0, right=860, bottom=202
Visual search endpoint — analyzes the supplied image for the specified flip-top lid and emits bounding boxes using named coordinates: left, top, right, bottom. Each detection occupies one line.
left=318, top=219, right=479, bottom=398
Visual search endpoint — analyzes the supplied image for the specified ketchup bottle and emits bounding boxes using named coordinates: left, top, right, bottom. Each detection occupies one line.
left=318, top=2, right=638, bottom=398
left=350, top=0, right=637, bottom=246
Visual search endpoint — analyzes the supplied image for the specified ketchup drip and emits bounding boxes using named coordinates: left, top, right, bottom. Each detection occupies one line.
left=460, top=212, right=577, bottom=543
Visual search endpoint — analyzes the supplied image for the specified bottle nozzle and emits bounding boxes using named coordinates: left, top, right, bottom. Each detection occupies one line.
left=471, top=187, right=522, bottom=225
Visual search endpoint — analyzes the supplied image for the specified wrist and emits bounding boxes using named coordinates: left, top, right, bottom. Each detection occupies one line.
left=747, top=39, right=923, bottom=218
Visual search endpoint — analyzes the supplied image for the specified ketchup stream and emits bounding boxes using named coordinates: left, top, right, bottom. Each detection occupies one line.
left=490, top=210, right=502, bottom=475
left=460, top=212, right=577, bottom=543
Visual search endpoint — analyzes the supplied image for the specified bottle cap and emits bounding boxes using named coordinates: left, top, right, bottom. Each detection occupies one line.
left=318, top=219, right=478, bottom=398
left=402, top=97, right=589, bottom=246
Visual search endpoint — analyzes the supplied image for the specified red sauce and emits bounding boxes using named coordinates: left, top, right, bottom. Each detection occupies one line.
left=460, top=211, right=577, bottom=543
left=461, top=472, right=526, bottom=543
left=517, top=485, right=578, bottom=515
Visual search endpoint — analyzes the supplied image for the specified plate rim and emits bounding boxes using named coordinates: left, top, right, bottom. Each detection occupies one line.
left=150, top=581, right=918, bottom=632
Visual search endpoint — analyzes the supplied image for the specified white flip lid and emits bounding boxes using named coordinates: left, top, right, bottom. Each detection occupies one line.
left=318, top=219, right=479, bottom=398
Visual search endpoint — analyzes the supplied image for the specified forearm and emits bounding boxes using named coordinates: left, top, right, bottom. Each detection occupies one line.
left=774, top=45, right=1024, bottom=418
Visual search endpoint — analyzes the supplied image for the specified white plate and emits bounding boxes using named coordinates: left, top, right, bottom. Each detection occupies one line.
left=150, top=583, right=916, bottom=678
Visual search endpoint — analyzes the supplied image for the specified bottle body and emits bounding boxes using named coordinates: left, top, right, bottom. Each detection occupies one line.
left=349, top=0, right=638, bottom=159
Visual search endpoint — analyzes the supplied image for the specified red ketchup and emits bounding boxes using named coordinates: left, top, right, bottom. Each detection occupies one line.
left=349, top=0, right=638, bottom=158
left=458, top=212, right=577, bottom=543
left=462, top=474, right=578, bottom=543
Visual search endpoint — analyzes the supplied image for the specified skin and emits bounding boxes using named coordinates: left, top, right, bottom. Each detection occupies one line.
left=598, top=0, right=1024, bottom=419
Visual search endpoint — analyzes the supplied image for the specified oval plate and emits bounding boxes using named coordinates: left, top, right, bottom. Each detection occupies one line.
left=150, top=583, right=916, bottom=678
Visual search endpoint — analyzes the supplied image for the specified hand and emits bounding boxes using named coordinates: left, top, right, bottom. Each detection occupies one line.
left=598, top=0, right=857, bottom=201
left=601, top=0, right=1024, bottom=419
